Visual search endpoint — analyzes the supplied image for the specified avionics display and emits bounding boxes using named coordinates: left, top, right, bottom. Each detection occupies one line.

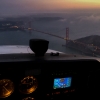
left=53, top=77, right=72, bottom=89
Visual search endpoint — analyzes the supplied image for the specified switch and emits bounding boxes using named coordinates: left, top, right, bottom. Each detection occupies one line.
left=63, top=90, right=69, bottom=93
left=47, top=94, right=50, bottom=96
left=55, top=92, right=60, bottom=95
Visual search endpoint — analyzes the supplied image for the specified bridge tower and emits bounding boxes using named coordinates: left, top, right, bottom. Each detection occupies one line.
left=28, top=21, right=32, bottom=34
left=66, top=28, right=69, bottom=45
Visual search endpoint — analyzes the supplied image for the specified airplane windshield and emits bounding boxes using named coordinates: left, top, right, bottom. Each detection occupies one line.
left=0, top=0, right=100, bottom=57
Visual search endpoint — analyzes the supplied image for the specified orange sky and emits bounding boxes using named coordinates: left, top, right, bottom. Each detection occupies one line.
left=25, top=0, right=100, bottom=11
left=1, top=0, right=100, bottom=14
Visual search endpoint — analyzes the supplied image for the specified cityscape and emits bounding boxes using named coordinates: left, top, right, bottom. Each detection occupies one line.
left=1, top=15, right=100, bottom=57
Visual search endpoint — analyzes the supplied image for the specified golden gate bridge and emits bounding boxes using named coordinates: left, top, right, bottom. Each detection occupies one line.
left=24, top=21, right=100, bottom=56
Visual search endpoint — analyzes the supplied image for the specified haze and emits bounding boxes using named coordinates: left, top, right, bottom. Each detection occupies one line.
left=1, top=0, right=100, bottom=17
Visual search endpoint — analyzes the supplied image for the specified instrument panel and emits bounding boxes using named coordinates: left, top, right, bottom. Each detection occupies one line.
left=0, top=54, right=99, bottom=100
left=0, top=79, right=14, bottom=98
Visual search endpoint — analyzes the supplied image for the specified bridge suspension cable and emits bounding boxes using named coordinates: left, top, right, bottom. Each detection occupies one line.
left=31, top=28, right=65, bottom=40
left=26, top=28, right=100, bottom=52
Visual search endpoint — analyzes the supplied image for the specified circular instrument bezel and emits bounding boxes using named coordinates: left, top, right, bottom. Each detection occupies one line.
left=19, top=76, right=38, bottom=94
left=0, top=79, right=14, bottom=98
left=22, top=97, right=34, bottom=100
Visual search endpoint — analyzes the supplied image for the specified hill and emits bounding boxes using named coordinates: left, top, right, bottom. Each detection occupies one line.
left=76, top=35, right=100, bottom=47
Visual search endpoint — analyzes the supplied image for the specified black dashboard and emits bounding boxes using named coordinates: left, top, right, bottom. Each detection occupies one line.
left=0, top=53, right=100, bottom=100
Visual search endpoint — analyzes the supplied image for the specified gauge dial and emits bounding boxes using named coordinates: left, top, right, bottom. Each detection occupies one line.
left=19, top=76, right=38, bottom=94
left=0, top=79, right=14, bottom=98
left=22, top=97, right=34, bottom=100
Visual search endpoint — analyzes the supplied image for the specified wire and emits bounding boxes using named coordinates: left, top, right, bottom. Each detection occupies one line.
left=25, top=28, right=100, bottom=54
left=25, top=27, right=66, bottom=40
left=27, top=46, right=32, bottom=54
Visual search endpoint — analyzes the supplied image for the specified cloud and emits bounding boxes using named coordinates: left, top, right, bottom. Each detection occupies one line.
left=77, top=15, right=100, bottom=22
left=59, top=18, right=67, bottom=22
left=70, top=21, right=74, bottom=24
left=0, top=18, right=5, bottom=21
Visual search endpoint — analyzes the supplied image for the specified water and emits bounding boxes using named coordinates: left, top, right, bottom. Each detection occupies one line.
left=1, top=12, right=100, bottom=55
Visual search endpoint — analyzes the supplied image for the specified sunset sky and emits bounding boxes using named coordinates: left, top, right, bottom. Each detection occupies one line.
left=1, top=0, right=100, bottom=16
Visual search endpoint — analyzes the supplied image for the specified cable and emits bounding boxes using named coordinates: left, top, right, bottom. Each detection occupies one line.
left=25, top=28, right=100, bottom=54
left=27, top=46, right=32, bottom=54
left=25, top=27, right=66, bottom=39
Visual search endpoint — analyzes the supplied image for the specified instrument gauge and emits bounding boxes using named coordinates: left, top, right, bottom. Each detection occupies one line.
left=0, top=79, right=14, bottom=98
left=19, top=76, right=38, bottom=94
left=22, top=97, right=34, bottom=100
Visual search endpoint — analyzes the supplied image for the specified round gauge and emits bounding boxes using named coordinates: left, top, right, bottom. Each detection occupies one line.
left=19, top=76, right=38, bottom=94
left=22, top=97, right=34, bottom=100
left=0, top=79, right=14, bottom=98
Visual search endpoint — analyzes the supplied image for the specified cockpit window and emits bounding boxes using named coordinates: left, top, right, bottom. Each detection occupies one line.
left=0, top=0, right=100, bottom=57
